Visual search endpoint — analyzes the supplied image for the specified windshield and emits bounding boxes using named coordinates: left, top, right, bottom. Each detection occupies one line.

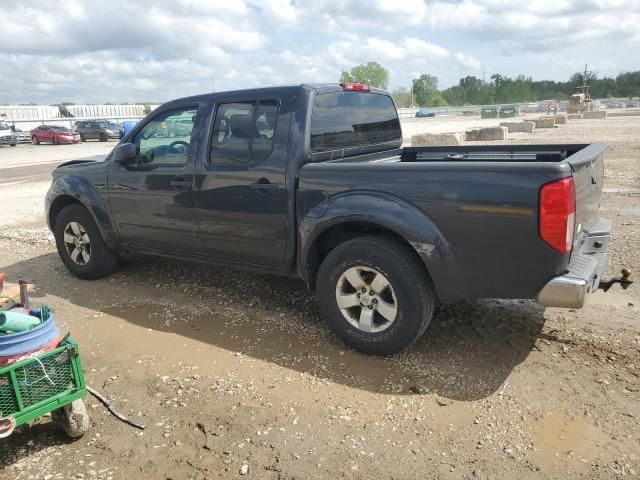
left=0, top=122, right=9, bottom=130
left=310, top=92, right=401, bottom=153
left=52, top=126, right=71, bottom=132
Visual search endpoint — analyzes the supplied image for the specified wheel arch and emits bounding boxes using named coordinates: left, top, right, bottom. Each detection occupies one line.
left=299, top=192, right=468, bottom=302
left=48, top=194, right=82, bottom=230
left=47, top=178, right=118, bottom=248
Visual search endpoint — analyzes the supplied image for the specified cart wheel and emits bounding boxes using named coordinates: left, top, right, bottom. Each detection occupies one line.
left=52, top=399, right=90, bottom=438
left=0, top=417, right=16, bottom=439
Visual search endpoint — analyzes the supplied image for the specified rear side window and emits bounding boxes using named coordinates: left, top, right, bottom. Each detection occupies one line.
left=310, top=92, right=401, bottom=153
left=209, top=100, right=278, bottom=167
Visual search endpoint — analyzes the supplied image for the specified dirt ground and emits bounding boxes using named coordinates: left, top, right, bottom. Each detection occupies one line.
left=0, top=115, right=639, bottom=480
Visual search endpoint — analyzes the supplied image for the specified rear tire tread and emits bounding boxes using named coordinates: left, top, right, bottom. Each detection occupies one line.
left=316, top=235, right=435, bottom=355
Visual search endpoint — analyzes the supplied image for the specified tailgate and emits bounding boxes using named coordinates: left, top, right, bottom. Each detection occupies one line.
left=568, top=143, right=607, bottom=247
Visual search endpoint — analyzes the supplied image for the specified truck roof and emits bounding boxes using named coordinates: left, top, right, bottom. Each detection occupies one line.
left=159, top=84, right=389, bottom=109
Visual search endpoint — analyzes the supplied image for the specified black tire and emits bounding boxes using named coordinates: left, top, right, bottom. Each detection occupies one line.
left=32, top=136, right=39, bottom=145
left=99, top=133, right=107, bottom=142
left=54, top=203, right=119, bottom=279
left=316, top=236, right=436, bottom=355
left=10, top=143, right=16, bottom=147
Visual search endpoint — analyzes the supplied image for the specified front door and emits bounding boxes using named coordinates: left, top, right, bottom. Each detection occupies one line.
left=194, top=98, right=290, bottom=266
left=108, top=105, right=204, bottom=254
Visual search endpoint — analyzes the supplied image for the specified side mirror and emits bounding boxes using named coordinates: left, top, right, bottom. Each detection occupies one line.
left=113, top=143, right=137, bottom=166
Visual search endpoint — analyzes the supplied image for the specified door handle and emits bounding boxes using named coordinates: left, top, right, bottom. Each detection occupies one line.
left=251, top=180, right=279, bottom=192
left=170, top=177, right=192, bottom=190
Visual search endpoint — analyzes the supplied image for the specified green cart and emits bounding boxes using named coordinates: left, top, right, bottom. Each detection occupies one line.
left=0, top=337, right=89, bottom=438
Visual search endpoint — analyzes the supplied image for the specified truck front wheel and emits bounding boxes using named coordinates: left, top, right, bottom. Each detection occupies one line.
left=316, top=236, right=435, bottom=355
left=54, top=203, right=119, bottom=279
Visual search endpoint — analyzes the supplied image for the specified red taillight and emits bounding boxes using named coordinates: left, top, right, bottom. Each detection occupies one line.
left=539, top=177, right=576, bottom=253
left=340, top=83, right=370, bottom=91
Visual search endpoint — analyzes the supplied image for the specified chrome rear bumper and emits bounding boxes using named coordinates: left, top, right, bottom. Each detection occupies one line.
left=536, top=218, right=610, bottom=309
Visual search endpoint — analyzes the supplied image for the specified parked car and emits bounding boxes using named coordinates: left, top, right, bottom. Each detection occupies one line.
left=31, top=125, right=81, bottom=144
left=74, top=120, right=123, bottom=142
left=498, top=105, right=519, bottom=118
left=415, top=108, right=435, bottom=118
left=520, top=103, right=538, bottom=114
left=480, top=106, right=498, bottom=118
left=46, top=83, right=614, bottom=355
left=0, top=121, right=17, bottom=147
left=12, top=127, right=31, bottom=143
left=606, top=101, right=625, bottom=109
left=626, top=100, right=639, bottom=108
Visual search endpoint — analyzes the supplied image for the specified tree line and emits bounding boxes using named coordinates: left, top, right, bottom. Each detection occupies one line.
left=339, top=62, right=640, bottom=107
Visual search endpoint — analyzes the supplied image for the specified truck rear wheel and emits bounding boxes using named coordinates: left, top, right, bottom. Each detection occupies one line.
left=316, top=236, right=435, bottom=355
left=54, top=203, right=119, bottom=279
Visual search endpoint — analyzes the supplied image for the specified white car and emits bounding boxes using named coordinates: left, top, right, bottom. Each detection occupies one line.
left=0, top=121, right=17, bottom=147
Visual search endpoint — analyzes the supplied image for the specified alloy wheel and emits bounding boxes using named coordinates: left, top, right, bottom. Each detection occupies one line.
left=63, top=222, right=91, bottom=265
left=335, top=266, right=398, bottom=333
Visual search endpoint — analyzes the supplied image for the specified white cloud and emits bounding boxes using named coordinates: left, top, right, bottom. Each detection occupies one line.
left=254, top=0, right=299, bottom=23
left=0, top=0, right=637, bottom=103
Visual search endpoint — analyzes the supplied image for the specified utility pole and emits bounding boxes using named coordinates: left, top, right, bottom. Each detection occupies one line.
left=212, top=71, right=215, bottom=93
left=410, top=80, right=414, bottom=108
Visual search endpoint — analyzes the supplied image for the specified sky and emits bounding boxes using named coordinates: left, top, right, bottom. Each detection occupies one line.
left=0, top=0, right=639, bottom=104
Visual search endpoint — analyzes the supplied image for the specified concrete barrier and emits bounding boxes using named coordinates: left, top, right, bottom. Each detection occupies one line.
left=567, top=114, right=583, bottom=120
left=499, top=121, right=535, bottom=133
left=465, top=126, right=507, bottom=141
left=527, top=117, right=556, bottom=128
left=554, top=114, right=568, bottom=124
left=608, top=111, right=640, bottom=117
left=411, top=132, right=464, bottom=146
left=583, top=111, right=607, bottom=119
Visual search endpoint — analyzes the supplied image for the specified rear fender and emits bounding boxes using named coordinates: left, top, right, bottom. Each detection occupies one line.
left=299, top=191, right=468, bottom=302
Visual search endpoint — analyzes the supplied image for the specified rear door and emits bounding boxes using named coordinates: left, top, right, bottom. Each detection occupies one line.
left=108, top=105, right=204, bottom=254
left=194, top=95, right=292, bottom=266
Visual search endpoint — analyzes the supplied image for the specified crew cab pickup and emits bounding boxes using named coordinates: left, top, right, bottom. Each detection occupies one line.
left=46, top=83, right=614, bottom=354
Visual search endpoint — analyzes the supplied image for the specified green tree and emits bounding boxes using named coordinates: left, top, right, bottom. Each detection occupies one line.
left=412, top=74, right=439, bottom=106
left=340, top=61, right=390, bottom=89
left=615, top=71, right=640, bottom=97
left=458, top=76, right=492, bottom=105
left=391, top=87, right=411, bottom=107
left=427, top=93, right=449, bottom=107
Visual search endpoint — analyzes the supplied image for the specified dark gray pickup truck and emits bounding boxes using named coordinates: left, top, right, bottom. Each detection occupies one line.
left=46, top=83, right=616, bottom=354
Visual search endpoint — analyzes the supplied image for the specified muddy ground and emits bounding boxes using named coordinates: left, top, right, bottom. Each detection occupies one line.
left=0, top=115, right=639, bottom=479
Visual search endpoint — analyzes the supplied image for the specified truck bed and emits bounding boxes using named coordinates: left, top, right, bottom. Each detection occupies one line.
left=299, top=143, right=607, bottom=302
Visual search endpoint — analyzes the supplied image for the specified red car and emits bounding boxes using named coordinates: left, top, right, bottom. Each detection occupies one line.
left=31, top=125, right=81, bottom=145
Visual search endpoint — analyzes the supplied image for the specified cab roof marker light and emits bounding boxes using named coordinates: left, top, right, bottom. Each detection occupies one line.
left=340, top=83, right=370, bottom=91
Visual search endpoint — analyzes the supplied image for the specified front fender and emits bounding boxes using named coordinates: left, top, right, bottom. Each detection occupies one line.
left=299, top=191, right=468, bottom=302
left=46, top=175, right=118, bottom=248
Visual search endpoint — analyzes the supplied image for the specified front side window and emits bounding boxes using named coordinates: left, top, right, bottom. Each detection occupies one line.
left=132, top=107, right=197, bottom=167
left=310, top=92, right=401, bottom=153
left=209, top=100, right=278, bottom=167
